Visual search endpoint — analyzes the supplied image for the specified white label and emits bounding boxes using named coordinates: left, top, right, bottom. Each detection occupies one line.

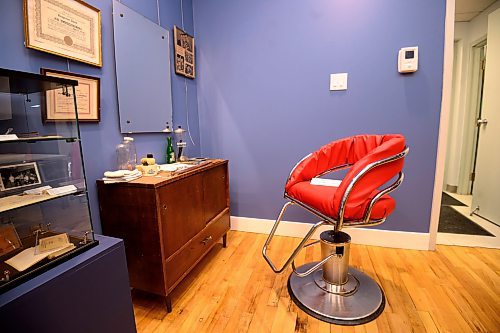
left=39, top=233, right=70, bottom=253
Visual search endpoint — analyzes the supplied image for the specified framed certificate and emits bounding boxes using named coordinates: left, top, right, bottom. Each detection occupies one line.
left=41, top=68, right=100, bottom=122
left=174, top=26, right=195, bottom=79
left=24, top=0, right=102, bottom=67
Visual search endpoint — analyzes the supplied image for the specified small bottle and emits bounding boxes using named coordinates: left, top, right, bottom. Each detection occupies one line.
left=166, top=136, right=175, bottom=164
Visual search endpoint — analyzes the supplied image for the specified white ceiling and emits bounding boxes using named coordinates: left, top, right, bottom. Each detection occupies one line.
left=456, top=0, right=498, bottom=22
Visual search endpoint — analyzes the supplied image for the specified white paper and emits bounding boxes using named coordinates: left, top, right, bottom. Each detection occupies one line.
left=310, top=178, right=342, bottom=187
left=6, top=244, right=73, bottom=272
left=0, top=134, right=18, bottom=141
left=158, top=163, right=193, bottom=172
left=23, top=186, right=53, bottom=195
left=44, top=185, right=78, bottom=196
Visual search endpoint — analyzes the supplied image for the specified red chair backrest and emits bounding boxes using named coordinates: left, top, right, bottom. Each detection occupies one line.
left=285, top=134, right=406, bottom=219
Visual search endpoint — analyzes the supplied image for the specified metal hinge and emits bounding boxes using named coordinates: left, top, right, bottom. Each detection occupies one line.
left=481, top=59, right=486, bottom=70
left=470, top=172, right=475, bottom=181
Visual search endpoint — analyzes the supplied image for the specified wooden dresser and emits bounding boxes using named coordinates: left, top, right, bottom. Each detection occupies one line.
left=96, top=160, right=230, bottom=312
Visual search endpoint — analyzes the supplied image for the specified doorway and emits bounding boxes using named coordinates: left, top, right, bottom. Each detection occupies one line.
left=437, top=8, right=500, bottom=248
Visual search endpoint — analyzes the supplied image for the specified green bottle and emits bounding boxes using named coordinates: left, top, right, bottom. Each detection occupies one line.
left=166, top=136, right=175, bottom=164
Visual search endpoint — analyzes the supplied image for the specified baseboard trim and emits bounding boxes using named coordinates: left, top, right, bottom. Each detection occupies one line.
left=230, top=216, right=431, bottom=250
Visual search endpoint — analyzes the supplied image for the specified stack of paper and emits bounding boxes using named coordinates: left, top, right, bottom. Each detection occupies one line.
left=44, top=185, right=78, bottom=195
left=23, top=185, right=78, bottom=196
left=102, top=170, right=142, bottom=184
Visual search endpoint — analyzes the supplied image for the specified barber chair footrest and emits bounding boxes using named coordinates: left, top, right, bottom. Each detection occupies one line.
left=288, top=262, right=385, bottom=325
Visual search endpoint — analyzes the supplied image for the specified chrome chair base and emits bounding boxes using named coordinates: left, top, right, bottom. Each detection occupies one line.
left=288, top=262, right=385, bottom=325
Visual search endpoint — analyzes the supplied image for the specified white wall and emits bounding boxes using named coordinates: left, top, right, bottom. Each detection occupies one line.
left=445, top=0, right=500, bottom=194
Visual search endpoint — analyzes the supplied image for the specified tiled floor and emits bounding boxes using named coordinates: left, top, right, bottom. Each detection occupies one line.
left=437, top=191, right=500, bottom=249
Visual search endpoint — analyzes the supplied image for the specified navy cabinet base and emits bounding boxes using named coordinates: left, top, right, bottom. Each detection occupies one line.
left=0, top=235, right=136, bottom=333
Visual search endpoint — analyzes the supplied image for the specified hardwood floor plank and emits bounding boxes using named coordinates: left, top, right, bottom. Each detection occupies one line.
left=132, top=230, right=500, bottom=333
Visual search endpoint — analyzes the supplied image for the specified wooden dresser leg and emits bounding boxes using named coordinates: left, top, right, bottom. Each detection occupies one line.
left=223, top=233, right=227, bottom=248
left=165, top=295, right=172, bottom=313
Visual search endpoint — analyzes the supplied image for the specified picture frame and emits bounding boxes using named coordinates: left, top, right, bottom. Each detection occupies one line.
left=24, top=0, right=102, bottom=67
left=0, top=224, right=22, bottom=257
left=41, top=68, right=100, bottom=122
left=0, top=162, right=42, bottom=192
left=173, top=26, right=195, bottom=79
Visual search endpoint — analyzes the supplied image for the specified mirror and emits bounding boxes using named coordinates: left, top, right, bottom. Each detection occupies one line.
left=112, top=0, right=173, bottom=133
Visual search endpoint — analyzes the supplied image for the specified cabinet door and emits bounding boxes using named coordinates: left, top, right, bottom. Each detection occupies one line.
left=98, top=184, right=165, bottom=296
left=158, top=174, right=204, bottom=258
left=202, top=163, right=229, bottom=224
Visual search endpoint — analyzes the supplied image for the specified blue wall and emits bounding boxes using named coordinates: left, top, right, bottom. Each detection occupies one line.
left=0, top=0, right=200, bottom=233
left=193, top=0, right=446, bottom=233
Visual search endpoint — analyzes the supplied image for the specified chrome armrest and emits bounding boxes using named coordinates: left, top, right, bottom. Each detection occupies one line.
left=336, top=146, right=409, bottom=230
left=362, top=171, right=405, bottom=223
left=284, top=153, right=312, bottom=188
left=262, top=201, right=326, bottom=273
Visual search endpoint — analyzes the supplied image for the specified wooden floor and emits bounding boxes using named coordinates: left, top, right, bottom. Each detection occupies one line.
left=133, top=231, right=500, bottom=332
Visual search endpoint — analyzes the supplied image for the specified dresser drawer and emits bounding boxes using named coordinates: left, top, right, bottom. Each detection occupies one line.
left=165, top=211, right=229, bottom=291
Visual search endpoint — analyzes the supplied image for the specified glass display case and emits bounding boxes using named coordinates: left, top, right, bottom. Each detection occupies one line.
left=0, top=68, right=97, bottom=292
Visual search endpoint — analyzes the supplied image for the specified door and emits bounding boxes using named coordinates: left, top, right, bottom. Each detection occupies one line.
left=469, top=44, right=486, bottom=194
left=471, top=8, right=500, bottom=223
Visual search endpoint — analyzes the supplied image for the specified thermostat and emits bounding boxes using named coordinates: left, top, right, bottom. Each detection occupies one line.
left=398, top=46, right=418, bottom=73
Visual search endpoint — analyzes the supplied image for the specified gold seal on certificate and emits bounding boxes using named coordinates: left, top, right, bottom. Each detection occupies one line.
left=24, top=0, right=102, bottom=67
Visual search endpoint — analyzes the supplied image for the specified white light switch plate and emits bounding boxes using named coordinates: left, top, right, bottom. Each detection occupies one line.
left=330, top=73, right=348, bottom=91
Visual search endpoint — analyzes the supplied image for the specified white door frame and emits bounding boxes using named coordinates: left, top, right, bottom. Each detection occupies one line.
left=457, top=39, right=486, bottom=195
left=428, top=0, right=455, bottom=250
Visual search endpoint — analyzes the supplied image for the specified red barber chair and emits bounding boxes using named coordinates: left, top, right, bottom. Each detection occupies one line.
left=262, top=134, right=408, bottom=325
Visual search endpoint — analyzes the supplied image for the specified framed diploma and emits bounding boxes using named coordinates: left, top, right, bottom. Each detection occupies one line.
left=24, top=0, right=102, bottom=67
left=41, top=68, right=100, bottom=122
left=174, top=26, right=195, bottom=79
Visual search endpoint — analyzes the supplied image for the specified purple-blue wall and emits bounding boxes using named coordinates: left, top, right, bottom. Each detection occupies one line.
left=193, top=0, right=446, bottom=232
left=0, top=0, right=200, bottom=233
left=1, top=0, right=447, bottom=234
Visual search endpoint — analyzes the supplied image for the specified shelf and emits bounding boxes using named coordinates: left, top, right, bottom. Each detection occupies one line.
left=0, top=68, right=78, bottom=94
left=0, top=190, right=86, bottom=213
left=0, top=136, right=79, bottom=144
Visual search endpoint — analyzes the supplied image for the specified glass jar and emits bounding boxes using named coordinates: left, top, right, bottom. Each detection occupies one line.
left=116, top=137, right=137, bottom=170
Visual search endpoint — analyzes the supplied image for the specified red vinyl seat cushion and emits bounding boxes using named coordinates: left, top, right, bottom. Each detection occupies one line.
left=286, top=181, right=396, bottom=221
left=285, top=134, right=406, bottom=222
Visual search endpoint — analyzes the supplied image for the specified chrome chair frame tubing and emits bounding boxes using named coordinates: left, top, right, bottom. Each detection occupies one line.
left=262, top=201, right=326, bottom=273
left=336, top=146, right=409, bottom=231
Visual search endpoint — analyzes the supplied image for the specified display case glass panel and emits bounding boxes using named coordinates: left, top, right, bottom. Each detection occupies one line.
left=0, top=68, right=97, bottom=292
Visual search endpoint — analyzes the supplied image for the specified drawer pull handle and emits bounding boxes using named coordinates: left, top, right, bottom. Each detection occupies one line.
left=201, top=236, right=213, bottom=245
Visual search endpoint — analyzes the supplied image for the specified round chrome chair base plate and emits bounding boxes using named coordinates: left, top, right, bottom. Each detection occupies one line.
left=288, top=262, right=385, bottom=326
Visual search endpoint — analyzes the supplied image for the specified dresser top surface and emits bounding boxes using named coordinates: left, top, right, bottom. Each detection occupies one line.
left=97, top=159, right=227, bottom=188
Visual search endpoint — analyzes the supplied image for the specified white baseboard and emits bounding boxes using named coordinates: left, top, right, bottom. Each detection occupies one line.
left=230, top=216, right=431, bottom=250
